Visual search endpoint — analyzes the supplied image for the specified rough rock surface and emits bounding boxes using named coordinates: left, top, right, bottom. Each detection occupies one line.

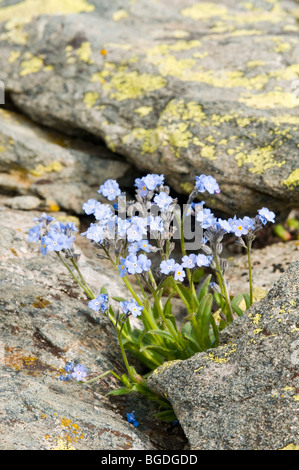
left=226, top=239, right=299, bottom=296
left=147, top=261, right=299, bottom=450
left=0, top=108, right=135, bottom=214
left=0, top=0, right=299, bottom=215
left=0, top=205, right=158, bottom=450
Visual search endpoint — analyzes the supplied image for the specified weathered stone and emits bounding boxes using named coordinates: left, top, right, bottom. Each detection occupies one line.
left=0, top=204, right=155, bottom=449
left=0, top=0, right=299, bottom=215
left=225, top=240, right=299, bottom=296
left=5, top=194, right=41, bottom=210
left=0, top=108, right=135, bottom=214
left=147, top=261, right=299, bottom=450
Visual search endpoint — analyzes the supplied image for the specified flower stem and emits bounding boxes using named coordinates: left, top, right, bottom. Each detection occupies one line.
left=247, top=240, right=253, bottom=306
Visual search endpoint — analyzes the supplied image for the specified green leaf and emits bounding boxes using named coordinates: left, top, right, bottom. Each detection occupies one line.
left=100, top=286, right=108, bottom=295
left=193, top=267, right=205, bottom=284
left=121, top=374, right=131, bottom=387
left=195, top=293, right=213, bottom=350
left=196, top=274, right=212, bottom=302
left=147, top=329, right=180, bottom=345
left=106, top=387, right=131, bottom=396
left=139, top=344, right=179, bottom=360
left=111, top=296, right=127, bottom=302
left=182, top=333, right=202, bottom=353
left=175, top=283, right=193, bottom=309
left=154, top=409, right=177, bottom=423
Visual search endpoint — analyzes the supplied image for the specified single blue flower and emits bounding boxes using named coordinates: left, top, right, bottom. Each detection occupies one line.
left=257, top=207, right=275, bottom=225
left=153, top=191, right=173, bottom=211
left=173, top=264, right=186, bottom=282
left=181, top=254, right=197, bottom=269
left=217, top=218, right=233, bottom=233
left=82, top=199, right=98, bottom=215
left=127, top=224, right=145, bottom=243
left=125, top=255, right=143, bottom=275
left=196, top=253, right=211, bottom=267
left=120, top=300, right=130, bottom=313
left=71, top=364, right=87, bottom=382
left=230, top=218, right=250, bottom=237
left=126, top=301, right=143, bottom=317
left=82, top=223, right=104, bottom=243
left=98, top=179, right=121, bottom=201
left=28, top=224, right=42, bottom=243
left=195, top=174, right=220, bottom=194
left=148, top=216, right=164, bottom=232
left=44, top=231, right=66, bottom=252
left=118, top=258, right=128, bottom=277
left=143, top=174, right=164, bottom=191
left=135, top=177, right=149, bottom=196
left=40, top=236, right=48, bottom=256
left=137, top=239, right=152, bottom=253
left=160, top=259, right=176, bottom=275
left=94, top=202, right=114, bottom=222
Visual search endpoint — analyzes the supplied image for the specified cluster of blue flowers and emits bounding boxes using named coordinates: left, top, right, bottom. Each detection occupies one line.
left=28, top=213, right=78, bottom=257
left=88, top=293, right=109, bottom=313
left=120, top=299, right=143, bottom=317
left=28, top=173, right=275, bottom=327
left=59, top=363, right=87, bottom=382
left=126, top=411, right=139, bottom=427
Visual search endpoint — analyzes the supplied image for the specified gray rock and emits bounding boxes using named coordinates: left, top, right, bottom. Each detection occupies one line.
left=5, top=195, right=41, bottom=210
left=0, top=0, right=299, bottom=215
left=147, top=261, right=299, bottom=450
left=0, top=108, right=135, bottom=214
left=225, top=240, right=299, bottom=297
left=0, top=204, right=157, bottom=450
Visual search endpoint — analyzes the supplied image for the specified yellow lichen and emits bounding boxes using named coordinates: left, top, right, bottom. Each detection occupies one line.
left=240, top=91, right=299, bottom=109
left=280, top=443, right=299, bottom=450
left=8, top=50, right=21, bottom=63
left=51, top=437, right=76, bottom=451
left=235, top=146, right=286, bottom=174
left=281, top=169, right=299, bottom=188
left=92, top=66, right=167, bottom=101
left=247, top=60, right=266, bottom=68
left=83, top=92, right=99, bottom=109
left=181, top=3, right=228, bottom=20
left=252, top=313, right=262, bottom=325
left=29, top=161, right=63, bottom=177
left=0, top=0, right=94, bottom=23
left=75, top=42, right=93, bottom=64
left=112, top=9, right=129, bottom=21
left=134, top=106, right=153, bottom=117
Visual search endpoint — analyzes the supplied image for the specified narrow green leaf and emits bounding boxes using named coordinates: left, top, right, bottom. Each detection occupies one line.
left=197, top=274, right=212, bottom=302
left=111, top=296, right=127, bottom=302
left=154, top=410, right=177, bottom=423
left=106, top=387, right=131, bottom=396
